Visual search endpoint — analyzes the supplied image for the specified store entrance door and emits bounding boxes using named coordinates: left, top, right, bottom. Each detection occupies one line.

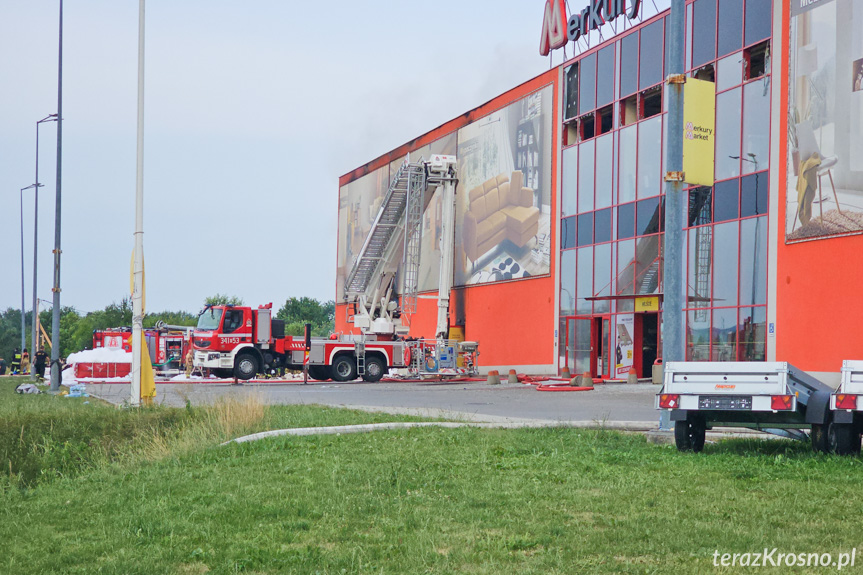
left=633, top=312, right=659, bottom=378
left=565, top=318, right=592, bottom=377
left=592, top=315, right=612, bottom=380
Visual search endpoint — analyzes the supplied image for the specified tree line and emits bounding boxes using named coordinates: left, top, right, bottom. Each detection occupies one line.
left=0, top=295, right=335, bottom=363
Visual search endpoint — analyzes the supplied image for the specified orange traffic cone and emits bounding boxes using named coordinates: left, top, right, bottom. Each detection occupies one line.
left=627, top=367, right=638, bottom=385
left=561, top=366, right=571, bottom=379
left=487, top=370, right=500, bottom=385
left=507, top=369, right=518, bottom=383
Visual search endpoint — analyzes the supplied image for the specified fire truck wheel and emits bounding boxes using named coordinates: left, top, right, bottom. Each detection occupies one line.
left=331, top=355, right=357, bottom=382
left=234, top=353, right=259, bottom=381
left=308, top=365, right=331, bottom=381
left=362, top=356, right=385, bottom=383
left=828, top=422, right=860, bottom=455
left=674, top=417, right=706, bottom=453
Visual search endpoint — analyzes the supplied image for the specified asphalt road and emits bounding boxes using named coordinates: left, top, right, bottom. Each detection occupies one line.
left=87, top=379, right=662, bottom=427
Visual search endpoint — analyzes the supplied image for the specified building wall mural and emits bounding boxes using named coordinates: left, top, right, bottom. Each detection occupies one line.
left=337, top=85, right=555, bottom=305
left=787, top=0, right=863, bottom=241
left=454, top=85, right=554, bottom=286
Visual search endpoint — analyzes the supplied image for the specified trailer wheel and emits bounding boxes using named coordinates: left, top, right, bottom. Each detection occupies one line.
left=811, top=423, right=830, bottom=453
left=331, top=355, right=357, bottom=382
left=234, top=353, right=259, bottom=381
left=362, top=356, right=385, bottom=383
left=307, top=365, right=331, bottom=381
left=674, top=417, right=706, bottom=453
left=828, top=422, right=860, bottom=455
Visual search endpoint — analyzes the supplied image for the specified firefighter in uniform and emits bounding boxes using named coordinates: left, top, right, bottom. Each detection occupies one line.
left=11, top=347, right=21, bottom=374
left=34, top=348, right=48, bottom=381
left=20, top=349, right=30, bottom=375
left=185, top=349, right=194, bottom=378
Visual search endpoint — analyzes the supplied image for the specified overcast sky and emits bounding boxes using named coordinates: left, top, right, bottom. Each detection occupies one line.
left=0, top=0, right=666, bottom=316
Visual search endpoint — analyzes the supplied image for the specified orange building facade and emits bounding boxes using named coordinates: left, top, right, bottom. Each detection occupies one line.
left=337, top=0, right=863, bottom=381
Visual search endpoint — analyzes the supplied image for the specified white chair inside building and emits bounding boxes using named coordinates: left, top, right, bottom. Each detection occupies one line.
left=793, top=120, right=841, bottom=231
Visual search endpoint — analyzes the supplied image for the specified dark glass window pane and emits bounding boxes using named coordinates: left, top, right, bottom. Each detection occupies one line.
left=620, top=32, right=639, bottom=98
left=565, top=64, right=579, bottom=121
left=717, top=0, right=743, bottom=57
left=595, top=208, right=612, bottom=244
left=692, top=0, right=717, bottom=68
left=597, top=45, right=615, bottom=107
left=713, top=178, right=739, bottom=222
left=577, top=212, right=594, bottom=246
left=744, top=0, right=771, bottom=46
left=689, top=186, right=713, bottom=226
left=579, top=53, right=597, bottom=113
left=618, top=202, right=636, bottom=239
left=740, top=172, right=768, bottom=217
left=639, top=20, right=664, bottom=89
left=637, top=196, right=661, bottom=236
left=562, top=216, right=577, bottom=249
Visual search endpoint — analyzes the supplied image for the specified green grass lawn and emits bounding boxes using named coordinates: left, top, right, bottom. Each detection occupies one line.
left=3, top=379, right=863, bottom=574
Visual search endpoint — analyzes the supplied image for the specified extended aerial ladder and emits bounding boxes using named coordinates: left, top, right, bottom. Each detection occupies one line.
left=343, top=154, right=477, bottom=376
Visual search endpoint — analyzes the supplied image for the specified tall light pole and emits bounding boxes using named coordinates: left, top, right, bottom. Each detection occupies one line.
left=32, top=114, right=58, bottom=380
left=131, top=0, right=146, bottom=406
left=20, top=186, right=37, bottom=356
left=49, top=0, right=64, bottom=392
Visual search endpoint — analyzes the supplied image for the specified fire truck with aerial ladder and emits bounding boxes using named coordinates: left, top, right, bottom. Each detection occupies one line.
left=192, top=154, right=478, bottom=381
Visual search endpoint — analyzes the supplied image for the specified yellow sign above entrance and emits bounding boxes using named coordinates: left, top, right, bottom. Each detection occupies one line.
left=635, top=296, right=660, bottom=312
left=682, top=78, right=716, bottom=187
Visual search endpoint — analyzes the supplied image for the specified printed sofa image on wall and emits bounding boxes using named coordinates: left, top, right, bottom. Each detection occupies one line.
left=462, top=170, right=540, bottom=283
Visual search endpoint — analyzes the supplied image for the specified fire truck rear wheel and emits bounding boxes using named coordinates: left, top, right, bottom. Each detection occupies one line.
left=234, top=353, right=259, bottom=381
left=331, top=355, right=357, bottom=382
left=362, top=356, right=385, bottom=383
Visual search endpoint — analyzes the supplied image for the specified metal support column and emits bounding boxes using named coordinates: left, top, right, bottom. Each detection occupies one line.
left=49, top=0, right=64, bottom=392
left=661, top=0, right=687, bottom=430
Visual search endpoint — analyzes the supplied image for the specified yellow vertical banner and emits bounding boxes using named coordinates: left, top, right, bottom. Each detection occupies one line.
left=682, top=78, right=716, bottom=187
left=141, top=337, right=156, bottom=403
left=130, top=250, right=155, bottom=403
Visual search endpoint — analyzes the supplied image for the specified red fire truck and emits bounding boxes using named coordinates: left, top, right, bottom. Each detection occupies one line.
left=93, top=326, right=191, bottom=372
left=194, top=155, right=478, bottom=382
left=192, top=303, right=410, bottom=382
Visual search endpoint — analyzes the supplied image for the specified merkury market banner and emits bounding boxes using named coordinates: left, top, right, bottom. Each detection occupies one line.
left=786, top=0, right=863, bottom=241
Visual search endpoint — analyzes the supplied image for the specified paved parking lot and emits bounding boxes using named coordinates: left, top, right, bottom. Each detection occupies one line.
left=87, top=379, right=662, bottom=428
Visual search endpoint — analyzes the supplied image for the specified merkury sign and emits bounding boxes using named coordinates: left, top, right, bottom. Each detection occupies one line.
left=540, top=0, right=642, bottom=56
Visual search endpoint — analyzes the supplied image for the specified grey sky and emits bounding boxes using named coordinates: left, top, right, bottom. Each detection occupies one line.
left=0, top=0, right=665, bottom=316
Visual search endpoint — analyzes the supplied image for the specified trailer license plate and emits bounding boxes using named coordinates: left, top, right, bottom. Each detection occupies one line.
left=698, top=395, right=752, bottom=410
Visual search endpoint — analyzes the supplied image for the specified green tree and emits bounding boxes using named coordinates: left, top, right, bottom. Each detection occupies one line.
left=204, top=294, right=244, bottom=306
left=275, top=297, right=334, bottom=337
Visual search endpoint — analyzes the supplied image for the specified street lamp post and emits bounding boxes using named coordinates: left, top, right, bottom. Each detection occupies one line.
left=31, top=114, right=58, bottom=380
left=20, top=185, right=37, bottom=357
